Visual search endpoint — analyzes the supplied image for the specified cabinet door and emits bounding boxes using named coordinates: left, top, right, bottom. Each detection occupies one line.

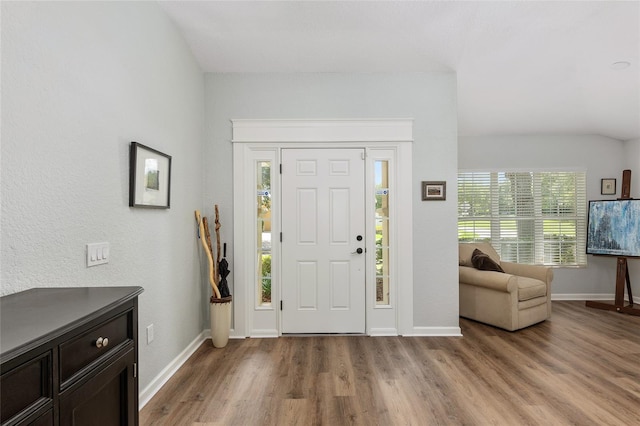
left=59, top=348, right=136, bottom=426
left=0, top=351, right=52, bottom=426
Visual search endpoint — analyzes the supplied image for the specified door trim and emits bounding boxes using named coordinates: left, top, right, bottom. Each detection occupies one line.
left=232, top=119, right=413, bottom=143
left=232, top=119, right=413, bottom=338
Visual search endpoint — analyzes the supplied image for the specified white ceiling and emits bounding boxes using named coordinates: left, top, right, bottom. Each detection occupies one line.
left=159, top=1, right=640, bottom=141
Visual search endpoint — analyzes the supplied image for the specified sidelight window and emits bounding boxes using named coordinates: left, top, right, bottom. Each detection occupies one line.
left=257, top=161, right=272, bottom=305
left=375, top=160, right=390, bottom=305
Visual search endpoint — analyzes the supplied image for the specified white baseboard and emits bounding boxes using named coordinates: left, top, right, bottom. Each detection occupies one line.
left=138, top=331, right=208, bottom=410
left=552, top=293, right=612, bottom=301
left=405, top=326, right=462, bottom=337
left=369, top=327, right=399, bottom=336
left=248, top=328, right=279, bottom=338
left=552, top=294, right=640, bottom=304
left=205, top=328, right=245, bottom=339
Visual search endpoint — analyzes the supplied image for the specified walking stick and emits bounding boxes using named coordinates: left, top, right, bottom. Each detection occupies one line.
left=195, top=210, right=221, bottom=299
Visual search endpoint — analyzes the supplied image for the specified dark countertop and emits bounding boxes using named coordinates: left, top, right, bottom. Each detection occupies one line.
left=1, top=286, right=144, bottom=363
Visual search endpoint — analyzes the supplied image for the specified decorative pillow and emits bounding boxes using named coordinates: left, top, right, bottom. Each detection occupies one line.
left=459, top=243, right=501, bottom=266
left=471, top=248, right=505, bottom=273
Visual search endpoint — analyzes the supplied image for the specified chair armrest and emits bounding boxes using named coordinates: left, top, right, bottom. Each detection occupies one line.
left=459, top=266, right=517, bottom=293
left=501, top=262, right=553, bottom=285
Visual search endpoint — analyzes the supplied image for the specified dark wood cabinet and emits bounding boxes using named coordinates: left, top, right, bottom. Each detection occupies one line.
left=1, top=287, right=143, bottom=426
left=59, top=348, right=135, bottom=425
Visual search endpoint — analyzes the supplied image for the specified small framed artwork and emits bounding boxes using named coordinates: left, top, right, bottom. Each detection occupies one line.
left=601, top=178, right=616, bottom=195
left=129, top=142, right=172, bottom=208
left=422, top=181, right=446, bottom=201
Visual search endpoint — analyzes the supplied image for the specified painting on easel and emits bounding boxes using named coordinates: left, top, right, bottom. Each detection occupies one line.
left=587, top=199, right=640, bottom=257
left=586, top=169, right=639, bottom=316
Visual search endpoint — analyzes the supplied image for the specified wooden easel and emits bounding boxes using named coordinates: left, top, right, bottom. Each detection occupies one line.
left=586, top=169, right=640, bottom=316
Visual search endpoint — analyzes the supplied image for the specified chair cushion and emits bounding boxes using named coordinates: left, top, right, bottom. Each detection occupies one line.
left=471, top=249, right=505, bottom=272
left=518, top=276, right=547, bottom=301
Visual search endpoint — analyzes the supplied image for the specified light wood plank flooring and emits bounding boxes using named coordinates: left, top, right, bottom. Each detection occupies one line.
left=140, top=302, right=640, bottom=425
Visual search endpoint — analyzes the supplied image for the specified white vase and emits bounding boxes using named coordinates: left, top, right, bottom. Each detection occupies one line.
left=210, top=296, right=232, bottom=348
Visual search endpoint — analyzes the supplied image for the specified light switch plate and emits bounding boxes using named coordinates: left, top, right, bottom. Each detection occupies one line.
left=87, top=242, right=109, bottom=267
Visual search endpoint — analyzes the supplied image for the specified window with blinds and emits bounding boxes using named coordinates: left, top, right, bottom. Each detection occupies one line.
left=458, top=171, right=587, bottom=266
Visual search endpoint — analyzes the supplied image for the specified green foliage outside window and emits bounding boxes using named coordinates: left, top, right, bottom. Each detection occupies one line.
left=261, top=254, right=271, bottom=303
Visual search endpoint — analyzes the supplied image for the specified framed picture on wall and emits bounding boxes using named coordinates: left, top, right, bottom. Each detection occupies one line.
left=601, top=178, right=616, bottom=195
left=422, top=181, right=446, bottom=201
left=129, top=142, right=172, bottom=208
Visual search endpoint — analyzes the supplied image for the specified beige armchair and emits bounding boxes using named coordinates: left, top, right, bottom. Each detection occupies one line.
left=459, top=243, right=553, bottom=331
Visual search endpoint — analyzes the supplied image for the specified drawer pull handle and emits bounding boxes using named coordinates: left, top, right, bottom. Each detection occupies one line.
left=95, top=337, right=109, bottom=348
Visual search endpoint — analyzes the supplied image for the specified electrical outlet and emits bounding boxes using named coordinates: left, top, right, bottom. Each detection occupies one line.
left=146, top=324, right=154, bottom=344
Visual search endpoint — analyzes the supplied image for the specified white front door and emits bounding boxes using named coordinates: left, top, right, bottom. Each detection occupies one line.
left=281, top=148, right=366, bottom=333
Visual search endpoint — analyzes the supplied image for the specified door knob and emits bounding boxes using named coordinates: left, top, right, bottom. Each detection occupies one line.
left=351, top=248, right=363, bottom=254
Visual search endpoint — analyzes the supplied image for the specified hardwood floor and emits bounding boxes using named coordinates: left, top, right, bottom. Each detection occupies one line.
left=140, top=301, right=640, bottom=425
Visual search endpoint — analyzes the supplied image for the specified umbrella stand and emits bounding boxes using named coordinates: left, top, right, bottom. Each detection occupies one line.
left=196, top=209, right=230, bottom=348
left=209, top=295, right=232, bottom=348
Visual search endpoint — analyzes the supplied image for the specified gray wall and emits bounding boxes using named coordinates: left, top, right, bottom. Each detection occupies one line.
left=624, top=138, right=640, bottom=299
left=204, top=72, right=460, bottom=329
left=459, top=134, right=628, bottom=297
left=1, top=1, right=205, bottom=391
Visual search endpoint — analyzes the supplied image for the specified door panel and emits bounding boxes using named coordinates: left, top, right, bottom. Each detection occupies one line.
left=281, top=148, right=365, bottom=333
left=297, top=261, right=318, bottom=309
left=330, top=261, right=350, bottom=309
left=297, top=189, right=317, bottom=244
left=330, top=188, right=350, bottom=243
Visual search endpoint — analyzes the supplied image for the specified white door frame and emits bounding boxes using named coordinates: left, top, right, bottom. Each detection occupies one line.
left=232, top=119, right=414, bottom=337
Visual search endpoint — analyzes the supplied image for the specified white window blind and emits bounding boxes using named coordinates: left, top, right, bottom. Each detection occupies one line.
left=458, top=171, right=587, bottom=266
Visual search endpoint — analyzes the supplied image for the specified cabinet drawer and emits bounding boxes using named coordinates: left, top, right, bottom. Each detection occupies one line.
left=59, top=310, right=132, bottom=386
left=0, top=352, right=52, bottom=425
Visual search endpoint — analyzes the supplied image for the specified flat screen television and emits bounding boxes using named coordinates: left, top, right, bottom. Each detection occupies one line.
left=586, top=199, right=640, bottom=257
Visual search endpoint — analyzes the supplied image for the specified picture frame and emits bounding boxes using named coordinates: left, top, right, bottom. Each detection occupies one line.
left=600, top=178, right=616, bottom=196
left=129, top=142, right=172, bottom=208
left=422, top=181, right=446, bottom=201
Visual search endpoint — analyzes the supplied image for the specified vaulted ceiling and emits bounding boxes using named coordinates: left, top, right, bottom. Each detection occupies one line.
left=159, top=1, right=640, bottom=141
